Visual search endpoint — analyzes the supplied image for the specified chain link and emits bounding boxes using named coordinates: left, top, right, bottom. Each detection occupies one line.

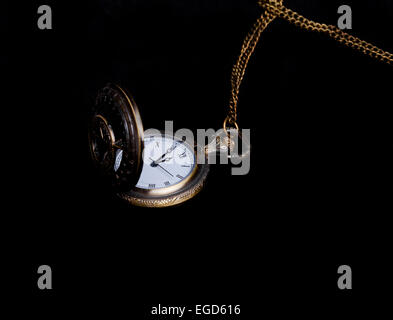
left=226, top=0, right=393, bottom=129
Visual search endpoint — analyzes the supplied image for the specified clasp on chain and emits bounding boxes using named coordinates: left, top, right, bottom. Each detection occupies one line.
left=203, top=119, right=251, bottom=160
left=223, top=116, right=239, bottom=135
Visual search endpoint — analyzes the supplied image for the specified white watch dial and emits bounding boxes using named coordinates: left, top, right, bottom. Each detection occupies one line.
left=136, top=135, right=196, bottom=189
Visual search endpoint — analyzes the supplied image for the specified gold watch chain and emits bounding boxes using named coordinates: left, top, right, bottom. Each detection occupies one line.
left=225, top=0, right=393, bottom=130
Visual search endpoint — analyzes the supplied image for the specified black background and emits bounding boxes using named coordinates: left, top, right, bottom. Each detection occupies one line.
left=5, top=0, right=393, bottom=317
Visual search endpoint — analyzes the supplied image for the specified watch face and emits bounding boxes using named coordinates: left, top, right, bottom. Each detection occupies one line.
left=136, top=135, right=196, bottom=190
left=118, top=133, right=209, bottom=207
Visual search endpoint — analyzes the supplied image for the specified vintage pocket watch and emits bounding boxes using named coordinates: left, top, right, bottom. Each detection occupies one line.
left=89, top=1, right=392, bottom=208
left=89, top=84, right=210, bottom=208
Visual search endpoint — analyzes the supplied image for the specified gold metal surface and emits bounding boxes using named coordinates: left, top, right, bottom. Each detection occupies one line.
left=116, top=84, right=145, bottom=177
left=118, top=174, right=207, bottom=208
left=118, top=162, right=209, bottom=208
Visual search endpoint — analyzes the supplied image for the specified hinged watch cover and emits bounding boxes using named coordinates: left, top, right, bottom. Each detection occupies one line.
left=89, top=83, right=144, bottom=191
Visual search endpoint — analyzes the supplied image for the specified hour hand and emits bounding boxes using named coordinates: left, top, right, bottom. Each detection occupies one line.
left=149, top=158, right=174, bottom=177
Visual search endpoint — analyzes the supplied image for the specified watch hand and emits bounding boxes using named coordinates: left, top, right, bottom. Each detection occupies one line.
left=152, top=141, right=183, bottom=165
left=149, top=157, right=174, bottom=177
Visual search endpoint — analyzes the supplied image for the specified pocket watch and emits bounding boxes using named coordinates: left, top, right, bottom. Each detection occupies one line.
left=89, top=84, right=210, bottom=208
left=89, top=1, right=392, bottom=208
